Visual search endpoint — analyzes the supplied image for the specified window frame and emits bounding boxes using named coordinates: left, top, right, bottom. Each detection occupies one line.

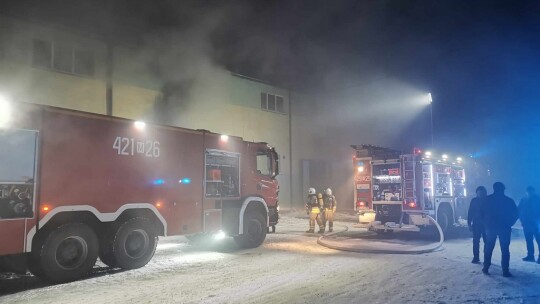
left=260, top=92, right=286, bottom=114
left=256, top=151, right=273, bottom=177
left=32, top=39, right=53, bottom=69
left=31, top=39, right=95, bottom=78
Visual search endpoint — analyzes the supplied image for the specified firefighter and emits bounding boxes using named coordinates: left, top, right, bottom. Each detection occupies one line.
left=322, top=188, right=337, bottom=232
left=481, top=182, right=519, bottom=277
left=518, top=186, right=540, bottom=263
left=468, top=186, right=487, bottom=264
left=305, top=187, right=323, bottom=233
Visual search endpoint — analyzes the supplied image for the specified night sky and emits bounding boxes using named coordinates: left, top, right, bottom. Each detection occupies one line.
left=3, top=0, right=540, bottom=196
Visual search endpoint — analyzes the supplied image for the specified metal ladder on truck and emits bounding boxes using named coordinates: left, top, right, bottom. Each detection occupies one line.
left=401, top=155, right=418, bottom=228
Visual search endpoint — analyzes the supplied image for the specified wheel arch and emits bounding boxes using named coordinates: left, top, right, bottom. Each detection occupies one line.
left=239, top=197, right=268, bottom=235
left=26, top=204, right=167, bottom=252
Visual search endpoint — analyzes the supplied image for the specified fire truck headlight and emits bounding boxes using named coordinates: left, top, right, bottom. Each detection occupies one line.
left=0, top=96, right=12, bottom=127
left=213, top=230, right=226, bottom=241
left=357, top=166, right=364, bottom=173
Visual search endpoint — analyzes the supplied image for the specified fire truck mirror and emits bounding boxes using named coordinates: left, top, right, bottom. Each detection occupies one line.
left=272, top=150, right=279, bottom=178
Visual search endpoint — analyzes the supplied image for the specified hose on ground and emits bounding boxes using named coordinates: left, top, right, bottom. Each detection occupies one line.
left=317, top=215, right=444, bottom=254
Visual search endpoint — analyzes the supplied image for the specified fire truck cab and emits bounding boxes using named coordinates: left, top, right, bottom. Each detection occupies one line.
left=353, top=145, right=468, bottom=233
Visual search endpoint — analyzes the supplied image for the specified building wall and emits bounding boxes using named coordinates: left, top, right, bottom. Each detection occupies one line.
left=0, top=17, right=160, bottom=120
left=228, top=75, right=291, bottom=208
left=166, top=71, right=292, bottom=207
left=0, top=17, right=295, bottom=208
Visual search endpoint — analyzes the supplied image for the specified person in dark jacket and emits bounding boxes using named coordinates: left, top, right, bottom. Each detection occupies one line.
left=518, top=186, right=540, bottom=263
left=468, top=186, right=487, bottom=264
left=481, top=182, right=519, bottom=277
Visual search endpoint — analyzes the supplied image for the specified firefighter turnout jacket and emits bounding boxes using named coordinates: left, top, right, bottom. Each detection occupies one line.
left=306, top=194, right=322, bottom=213
left=323, top=194, right=337, bottom=210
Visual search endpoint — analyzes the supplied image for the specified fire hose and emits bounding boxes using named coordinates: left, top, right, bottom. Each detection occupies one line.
left=317, top=215, right=444, bottom=254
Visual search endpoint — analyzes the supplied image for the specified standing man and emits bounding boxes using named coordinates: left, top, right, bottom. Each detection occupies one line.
left=518, top=186, right=540, bottom=263
left=322, top=188, right=337, bottom=233
left=468, top=186, right=487, bottom=264
left=305, top=187, right=323, bottom=233
left=481, top=182, right=519, bottom=277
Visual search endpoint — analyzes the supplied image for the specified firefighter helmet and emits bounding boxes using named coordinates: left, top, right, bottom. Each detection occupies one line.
left=325, top=188, right=332, bottom=195
left=308, top=187, right=316, bottom=195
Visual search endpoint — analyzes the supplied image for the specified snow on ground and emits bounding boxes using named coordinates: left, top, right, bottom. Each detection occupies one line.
left=1, top=213, right=540, bottom=304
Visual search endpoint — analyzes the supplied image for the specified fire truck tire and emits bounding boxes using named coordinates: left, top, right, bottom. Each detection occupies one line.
left=31, top=223, right=99, bottom=283
left=28, top=248, right=45, bottom=279
left=437, top=208, right=452, bottom=233
left=98, top=227, right=117, bottom=268
left=375, top=230, right=394, bottom=235
left=110, top=217, right=158, bottom=270
left=234, top=212, right=267, bottom=249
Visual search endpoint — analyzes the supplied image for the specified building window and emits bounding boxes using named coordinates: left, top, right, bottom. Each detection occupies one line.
left=32, top=40, right=52, bottom=68
left=74, top=48, right=95, bottom=76
left=0, top=39, right=5, bottom=61
left=32, top=39, right=94, bottom=77
left=260, top=92, right=285, bottom=114
left=276, top=95, right=284, bottom=113
left=53, top=42, right=73, bottom=73
left=260, top=92, right=267, bottom=109
left=268, top=94, right=276, bottom=111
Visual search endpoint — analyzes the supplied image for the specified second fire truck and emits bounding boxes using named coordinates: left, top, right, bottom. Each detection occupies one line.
left=352, top=145, right=469, bottom=233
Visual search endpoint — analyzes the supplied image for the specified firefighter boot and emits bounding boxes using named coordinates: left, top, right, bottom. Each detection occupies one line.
left=326, top=209, right=334, bottom=232
left=307, top=212, right=318, bottom=233
left=306, top=220, right=314, bottom=233
left=317, top=214, right=325, bottom=234
left=318, top=223, right=325, bottom=234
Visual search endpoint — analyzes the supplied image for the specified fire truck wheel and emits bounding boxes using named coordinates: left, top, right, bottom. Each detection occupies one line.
left=98, top=226, right=118, bottom=268
left=437, top=208, right=452, bottom=233
left=32, top=223, right=99, bottom=283
left=375, top=230, right=394, bottom=236
left=234, top=212, right=267, bottom=249
left=111, top=217, right=157, bottom=270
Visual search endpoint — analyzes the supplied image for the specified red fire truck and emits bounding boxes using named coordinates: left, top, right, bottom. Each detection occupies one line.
left=0, top=102, right=279, bottom=282
left=352, top=145, right=468, bottom=233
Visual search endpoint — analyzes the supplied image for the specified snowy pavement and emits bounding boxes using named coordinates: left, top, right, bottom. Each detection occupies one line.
left=2, top=214, right=540, bottom=304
